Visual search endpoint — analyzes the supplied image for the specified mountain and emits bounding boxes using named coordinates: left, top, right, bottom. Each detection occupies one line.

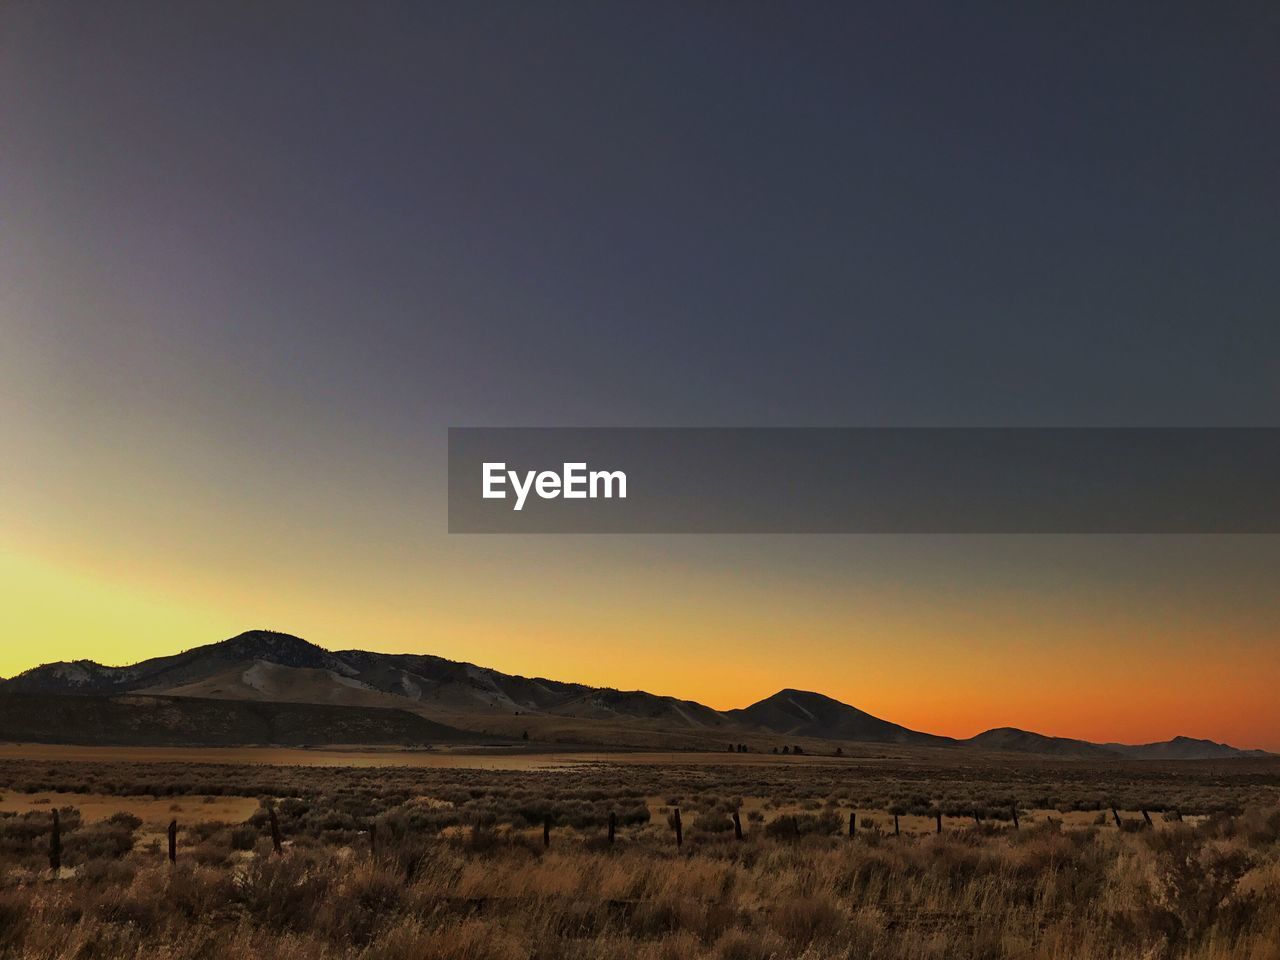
left=2, top=630, right=1269, bottom=757
left=5, top=631, right=736, bottom=735
left=727, top=689, right=953, bottom=746
left=966, top=727, right=1116, bottom=758
left=3, top=630, right=358, bottom=696
left=0, top=691, right=480, bottom=747
left=1101, top=736, right=1272, bottom=760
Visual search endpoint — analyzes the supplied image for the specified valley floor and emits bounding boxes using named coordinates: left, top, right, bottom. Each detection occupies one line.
left=1, top=746, right=1278, bottom=959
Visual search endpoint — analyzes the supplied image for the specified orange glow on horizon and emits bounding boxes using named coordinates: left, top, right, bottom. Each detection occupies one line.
left=3, top=535, right=1277, bottom=752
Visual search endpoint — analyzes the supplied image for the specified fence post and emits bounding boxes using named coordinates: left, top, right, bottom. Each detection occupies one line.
left=733, top=809, right=743, bottom=841
left=1111, top=807, right=1122, bottom=829
left=1141, top=809, right=1153, bottom=829
left=935, top=812, right=942, bottom=834
left=1011, top=805, right=1019, bottom=830
left=543, top=815, right=551, bottom=848
left=608, top=811, right=616, bottom=844
left=168, top=819, right=177, bottom=863
left=973, top=810, right=981, bottom=828
left=268, top=804, right=283, bottom=854
left=849, top=811, right=856, bottom=837
left=49, top=810, right=61, bottom=873
left=673, top=808, right=683, bottom=848
left=894, top=814, right=900, bottom=837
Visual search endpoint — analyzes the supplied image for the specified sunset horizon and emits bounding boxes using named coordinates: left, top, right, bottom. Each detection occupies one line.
left=5, top=620, right=1276, bottom=753
left=3, top=4, right=1277, bottom=956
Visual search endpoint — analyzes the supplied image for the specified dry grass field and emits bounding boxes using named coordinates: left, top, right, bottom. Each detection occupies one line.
left=1, top=747, right=1278, bottom=959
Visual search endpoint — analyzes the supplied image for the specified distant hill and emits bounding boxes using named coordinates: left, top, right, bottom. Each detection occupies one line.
left=1, top=630, right=1269, bottom=757
left=1101, top=736, right=1272, bottom=760
left=966, top=727, right=1116, bottom=758
left=726, top=689, right=953, bottom=746
left=0, top=691, right=480, bottom=747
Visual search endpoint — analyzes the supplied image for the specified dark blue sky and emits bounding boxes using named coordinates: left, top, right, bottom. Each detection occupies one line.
left=6, top=1, right=1278, bottom=434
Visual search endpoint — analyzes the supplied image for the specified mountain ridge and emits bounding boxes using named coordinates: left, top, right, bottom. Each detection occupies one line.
left=2, top=630, right=1269, bottom=758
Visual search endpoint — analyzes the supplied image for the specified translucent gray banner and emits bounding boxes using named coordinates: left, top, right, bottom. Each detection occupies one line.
left=447, top=428, right=1280, bottom=533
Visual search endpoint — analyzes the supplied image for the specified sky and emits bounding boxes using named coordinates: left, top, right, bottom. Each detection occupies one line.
left=2, top=2, right=1278, bottom=748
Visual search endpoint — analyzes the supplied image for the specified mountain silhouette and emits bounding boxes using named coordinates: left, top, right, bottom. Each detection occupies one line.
left=726, top=689, right=951, bottom=746
left=1, top=630, right=1268, bottom=757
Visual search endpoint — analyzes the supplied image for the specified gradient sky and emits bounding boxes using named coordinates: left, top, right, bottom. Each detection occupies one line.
left=2, top=2, right=1278, bottom=748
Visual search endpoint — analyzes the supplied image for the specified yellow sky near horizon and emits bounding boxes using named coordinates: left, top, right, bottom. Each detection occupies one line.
left=4, top=527, right=1278, bottom=751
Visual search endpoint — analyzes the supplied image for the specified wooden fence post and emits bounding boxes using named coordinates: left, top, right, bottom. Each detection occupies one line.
left=849, top=811, right=856, bottom=837
left=1011, top=805, right=1019, bottom=830
left=894, top=814, right=900, bottom=837
left=1111, top=807, right=1122, bottom=829
left=673, top=808, right=683, bottom=848
left=543, top=815, right=551, bottom=848
left=268, top=804, right=283, bottom=854
left=168, top=819, right=177, bottom=863
left=608, top=811, right=616, bottom=844
left=49, top=810, right=61, bottom=873
left=1141, top=809, right=1153, bottom=829
left=973, top=810, right=981, bottom=828
left=935, top=812, right=942, bottom=834
left=732, top=809, right=743, bottom=841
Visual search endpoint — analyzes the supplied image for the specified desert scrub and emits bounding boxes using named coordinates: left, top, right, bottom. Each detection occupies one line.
left=0, top=754, right=1278, bottom=959
left=0, top=816, right=1277, bottom=959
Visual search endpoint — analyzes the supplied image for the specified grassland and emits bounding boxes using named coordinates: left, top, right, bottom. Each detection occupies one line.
left=1, top=746, right=1278, bottom=959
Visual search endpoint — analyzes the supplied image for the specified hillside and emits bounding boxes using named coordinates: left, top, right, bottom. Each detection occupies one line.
left=0, top=691, right=480, bottom=747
